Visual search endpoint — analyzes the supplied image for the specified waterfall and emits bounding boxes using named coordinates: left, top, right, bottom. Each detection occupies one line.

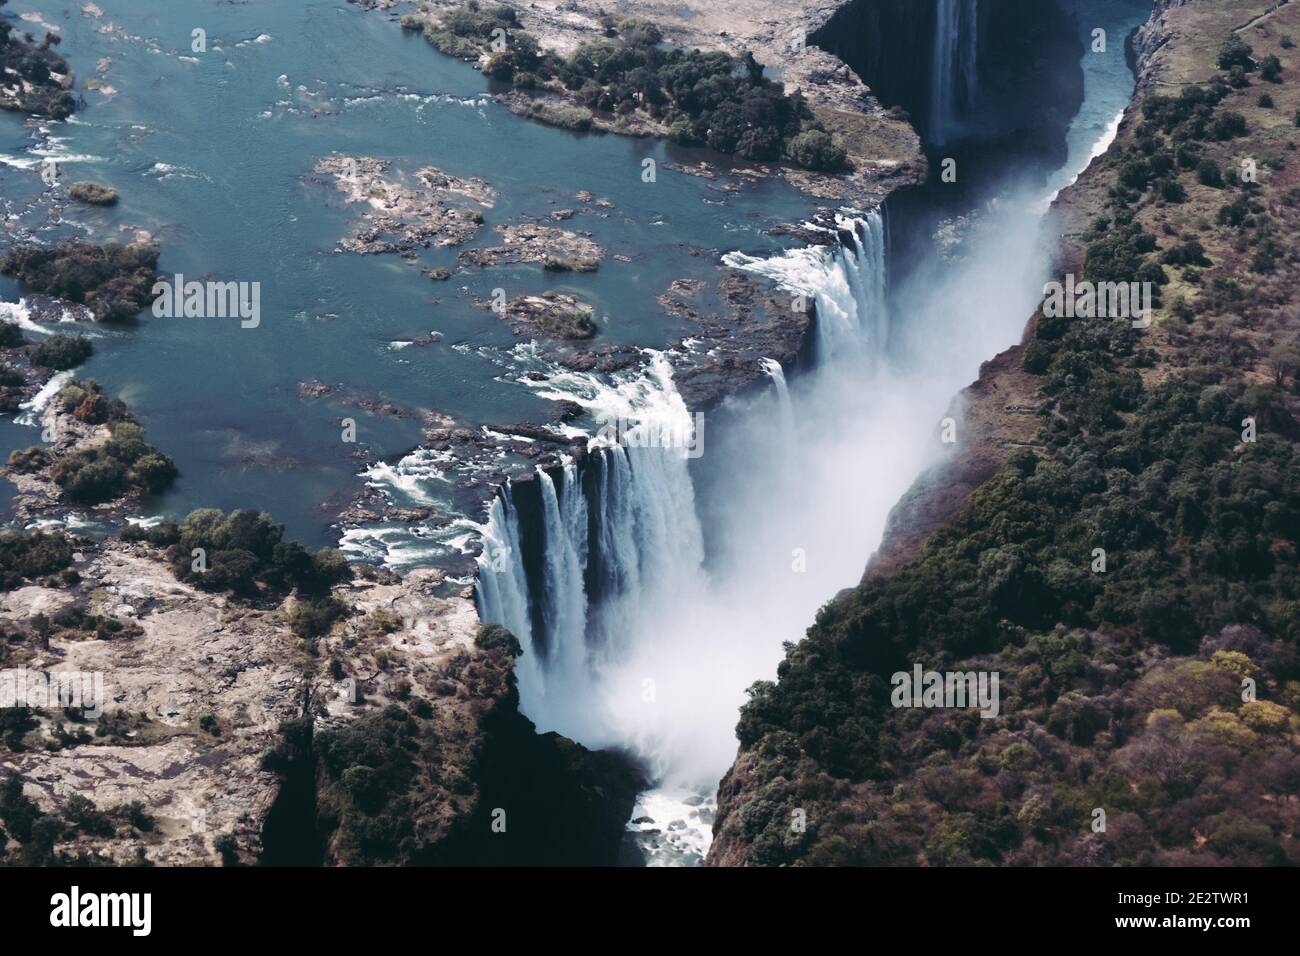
left=929, top=0, right=979, bottom=145
left=476, top=212, right=887, bottom=740
left=963, top=0, right=979, bottom=114
left=474, top=210, right=890, bottom=859
left=476, top=485, right=541, bottom=691
left=759, top=357, right=795, bottom=440
left=722, top=210, right=888, bottom=363
left=536, top=459, right=588, bottom=690
left=475, top=351, right=705, bottom=742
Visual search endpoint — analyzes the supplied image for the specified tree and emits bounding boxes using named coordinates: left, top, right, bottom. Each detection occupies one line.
left=1217, top=36, right=1254, bottom=72
left=1265, top=341, right=1300, bottom=387
left=28, top=333, right=92, bottom=370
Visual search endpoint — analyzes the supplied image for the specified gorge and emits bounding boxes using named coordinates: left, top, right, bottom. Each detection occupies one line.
left=472, top=0, right=1155, bottom=863
left=3, top=0, right=1297, bottom=875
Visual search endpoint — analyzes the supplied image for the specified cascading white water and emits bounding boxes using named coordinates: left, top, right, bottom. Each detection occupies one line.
left=759, top=357, right=795, bottom=441
left=474, top=211, right=893, bottom=864
left=535, top=459, right=588, bottom=696
left=963, top=0, right=980, bottom=114
left=464, top=0, right=1139, bottom=866
left=476, top=486, right=539, bottom=683
left=475, top=350, right=707, bottom=746
left=723, top=211, right=888, bottom=361
left=930, top=0, right=979, bottom=145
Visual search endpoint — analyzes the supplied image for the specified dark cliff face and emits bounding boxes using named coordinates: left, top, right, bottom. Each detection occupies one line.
left=811, top=0, right=1085, bottom=152
left=821, top=0, right=1086, bottom=305
left=260, top=642, right=643, bottom=867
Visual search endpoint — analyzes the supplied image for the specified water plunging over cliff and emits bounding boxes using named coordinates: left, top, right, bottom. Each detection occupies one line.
left=475, top=0, right=1147, bottom=865
left=475, top=211, right=889, bottom=749
left=476, top=349, right=707, bottom=737
left=724, top=212, right=889, bottom=362
left=930, top=0, right=980, bottom=145
left=475, top=213, right=890, bottom=863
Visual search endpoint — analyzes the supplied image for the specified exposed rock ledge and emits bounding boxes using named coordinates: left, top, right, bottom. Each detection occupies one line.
left=0, top=536, right=472, bottom=864
left=313, top=154, right=495, bottom=258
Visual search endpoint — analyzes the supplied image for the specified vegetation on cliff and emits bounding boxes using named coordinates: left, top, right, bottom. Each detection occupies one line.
left=266, top=625, right=641, bottom=866
left=414, top=2, right=848, bottom=171
left=716, top=16, right=1300, bottom=867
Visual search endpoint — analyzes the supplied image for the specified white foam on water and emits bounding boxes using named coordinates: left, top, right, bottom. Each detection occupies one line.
left=17, top=370, right=74, bottom=427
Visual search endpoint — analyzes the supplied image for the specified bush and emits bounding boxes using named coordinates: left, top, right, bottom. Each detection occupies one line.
left=1209, top=111, right=1248, bottom=140
left=475, top=623, right=522, bottom=656
left=1197, top=158, right=1224, bottom=187
left=66, top=182, right=119, bottom=206
left=0, top=529, right=72, bottom=590
left=0, top=242, right=159, bottom=322
left=784, top=128, right=848, bottom=172
left=0, top=322, right=24, bottom=349
left=1260, top=54, right=1282, bottom=83
left=1217, top=36, right=1254, bottom=72
left=58, top=379, right=129, bottom=422
left=51, top=453, right=128, bottom=503
left=290, top=596, right=347, bottom=640
left=51, top=418, right=176, bottom=504
left=28, top=333, right=92, bottom=370
left=169, top=509, right=351, bottom=598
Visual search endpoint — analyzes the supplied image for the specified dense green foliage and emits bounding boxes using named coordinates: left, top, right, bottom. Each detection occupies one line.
left=421, top=2, right=848, bottom=171
left=0, top=242, right=159, bottom=322
left=730, top=334, right=1300, bottom=864
left=726, top=40, right=1300, bottom=866
left=28, top=333, right=92, bottom=370
left=42, top=381, right=177, bottom=503
left=0, top=528, right=72, bottom=591
left=124, top=508, right=351, bottom=602
left=0, top=0, right=76, bottom=120
left=312, top=704, right=433, bottom=865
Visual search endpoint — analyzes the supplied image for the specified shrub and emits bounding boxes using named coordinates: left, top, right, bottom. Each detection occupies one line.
left=0, top=242, right=159, bottom=322
left=290, top=596, right=345, bottom=639
left=1209, top=111, right=1248, bottom=140
left=1217, top=36, right=1254, bottom=72
left=1197, top=158, right=1224, bottom=187
left=170, top=509, right=351, bottom=598
left=784, top=128, right=848, bottom=172
left=50, top=418, right=176, bottom=504
left=0, top=529, right=72, bottom=590
left=28, top=333, right=92, bottom=370
left=213, top=832, right=239, bottom=866
left=475, top=623, right=522, bottom=656
left=66, top=182, right=119, bottom=206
